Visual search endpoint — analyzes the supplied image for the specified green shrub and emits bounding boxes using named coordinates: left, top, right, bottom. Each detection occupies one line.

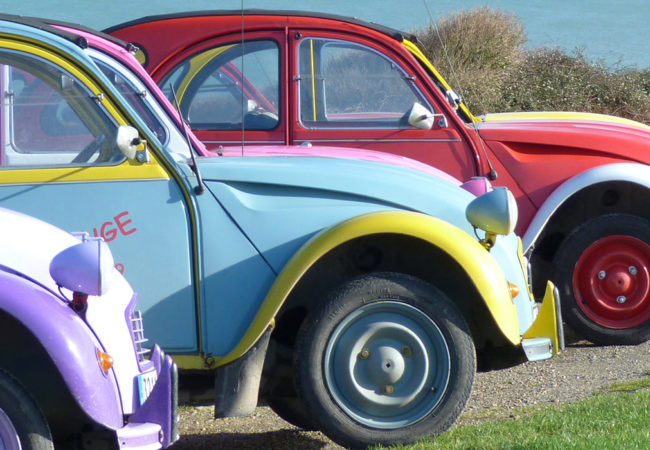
left=414, top=7, right=525, bottom=115
left=501, top=49, right=650, bottom=123
left=413, top=7, right=650, bottom=124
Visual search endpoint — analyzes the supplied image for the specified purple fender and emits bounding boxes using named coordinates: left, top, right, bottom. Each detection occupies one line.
left=0, top=269, right=123, bottom=429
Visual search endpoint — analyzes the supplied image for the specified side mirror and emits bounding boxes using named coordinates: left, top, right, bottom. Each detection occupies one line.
left=116, top=125, right=139, bottom=160
left=49, top=238, right=114, bottom=296
left=116, top=125, right=149, bottom=162
left=466, top=187, right=518, bottom=249
left=407, top=103, right=434, bottom=130
left=246, top=99, right=259, bottom=113
left=407, top=103, right=448, bottom=130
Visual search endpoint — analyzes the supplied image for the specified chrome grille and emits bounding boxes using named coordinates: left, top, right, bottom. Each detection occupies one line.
left=130, top=310, right=150, bottom=362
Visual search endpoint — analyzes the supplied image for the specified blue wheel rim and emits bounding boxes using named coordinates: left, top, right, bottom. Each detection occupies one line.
left=0, top=408, right=20, bottom=450
left=324, top=301, right=451, bottom=429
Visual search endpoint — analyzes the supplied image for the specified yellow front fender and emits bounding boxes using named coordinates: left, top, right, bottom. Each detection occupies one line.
left=217, top=210, right=521, bottom=366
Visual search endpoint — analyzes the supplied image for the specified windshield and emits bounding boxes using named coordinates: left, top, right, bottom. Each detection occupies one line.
left=88, top=50, right=193, bottom=160
left=402, top=39, right=478, bottom=124
left=94, top=58, right=167, bottom=142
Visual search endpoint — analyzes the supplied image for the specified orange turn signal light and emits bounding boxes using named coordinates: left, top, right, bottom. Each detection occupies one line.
left=96, top=349, right=114, bottom=374
left=508, top=282, right=520, bottom=299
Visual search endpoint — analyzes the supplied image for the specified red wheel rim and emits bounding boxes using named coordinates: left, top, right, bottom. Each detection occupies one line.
left=573, top=235, right=650, bottom=328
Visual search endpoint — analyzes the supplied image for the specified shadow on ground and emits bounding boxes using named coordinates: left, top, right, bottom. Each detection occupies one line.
left=171, top=429, right=331, bottom=449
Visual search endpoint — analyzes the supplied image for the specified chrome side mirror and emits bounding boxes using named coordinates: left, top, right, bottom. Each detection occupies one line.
left=466, top=187, right=518, bottom=250
left=49, top=238, right=114, bottom=296
left=407, top=103, right=448, bottom=130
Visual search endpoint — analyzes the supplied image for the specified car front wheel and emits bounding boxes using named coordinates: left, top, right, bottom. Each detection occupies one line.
left=294, top=272, right=475, bottom=448
left=0, top=370, right=53, bottom=450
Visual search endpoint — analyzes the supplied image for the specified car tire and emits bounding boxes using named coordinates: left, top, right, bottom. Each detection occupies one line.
left=0, top=370, right=53, bottom=450
left=294, top=272, right=475, bottom=449
left=553, top=214, right=650, bottom=345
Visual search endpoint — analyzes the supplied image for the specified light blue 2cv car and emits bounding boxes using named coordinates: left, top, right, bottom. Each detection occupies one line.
left=0, top=16, right=561, bottom=448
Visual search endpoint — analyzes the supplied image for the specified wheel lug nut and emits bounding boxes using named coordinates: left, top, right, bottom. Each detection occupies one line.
left=401, top=346, right=412, bottom=358
left=617, top=296, right=627, bottom=304
left=381, top=385, right=394, bottom=395
left=629, top=266, right=638, bottom=275
left=358, top=348, right=371, bottom=360
left=598, top=270, right=606, bottom=280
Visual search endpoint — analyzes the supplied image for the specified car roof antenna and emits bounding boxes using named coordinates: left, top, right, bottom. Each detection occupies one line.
left=240, top=1, right=245, bottom=156
left=421, top=0, right=497, bottom=180
left=169, top=83, right=205, bottom=195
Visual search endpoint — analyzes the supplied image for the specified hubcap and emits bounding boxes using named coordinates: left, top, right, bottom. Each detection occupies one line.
left=573, top=235, right=650, bottom=328
left=0, top=408, right=20, bottom=450
left=324, top=301, right=450, bottom=429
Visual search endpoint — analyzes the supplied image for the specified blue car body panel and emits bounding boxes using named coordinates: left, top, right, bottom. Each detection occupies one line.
left=0, top=19, right=535, bottom=362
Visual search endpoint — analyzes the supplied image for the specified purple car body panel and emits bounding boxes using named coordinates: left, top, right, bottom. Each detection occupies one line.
left=0, top=268, right=123, bottom=429
left=126, top=348, right=178, bottom=448
left=0, top=204, right=178, bottom=448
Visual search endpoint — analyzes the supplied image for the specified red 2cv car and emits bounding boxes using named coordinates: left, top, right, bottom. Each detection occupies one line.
left=109, top=10, right=650, bottom=345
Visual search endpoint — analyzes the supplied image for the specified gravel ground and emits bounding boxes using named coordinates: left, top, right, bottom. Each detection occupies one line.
left=171, top=338, right=650, bottom=449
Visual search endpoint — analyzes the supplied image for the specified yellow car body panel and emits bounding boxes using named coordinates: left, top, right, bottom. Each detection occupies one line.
left=524, top=281, right=563, bottom=356
left=483, top=111, right=650, bottom=131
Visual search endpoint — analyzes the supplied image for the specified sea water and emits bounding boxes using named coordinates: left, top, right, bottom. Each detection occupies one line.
left=1, top=0, right=648, bottom=68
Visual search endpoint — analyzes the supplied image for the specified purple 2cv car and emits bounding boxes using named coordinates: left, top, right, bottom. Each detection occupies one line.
left=0, top=207, right=178, bottom=449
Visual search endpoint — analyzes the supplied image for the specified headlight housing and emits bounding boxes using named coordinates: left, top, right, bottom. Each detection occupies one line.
left=465, top=187, right=518, bottom=249
left=49, top=237, right=114, bottom=296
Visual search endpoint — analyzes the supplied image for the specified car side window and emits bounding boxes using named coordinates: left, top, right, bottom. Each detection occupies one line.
left=298, top=38, right=430, bottom=129
left=0, top=50, right=123, bottom=168
left=95, top=59, right=167, bottom=144
left=160, top=40, right=280, bottom=131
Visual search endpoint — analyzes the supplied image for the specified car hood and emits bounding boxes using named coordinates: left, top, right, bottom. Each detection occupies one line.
left=196, top=154, right=472, bottom=224
left=194, top=155, right=528, bottom=312
left=477, top=112, right=650, bottom=163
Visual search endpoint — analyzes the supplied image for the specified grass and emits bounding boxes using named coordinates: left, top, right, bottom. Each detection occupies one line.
left=380, top=377, right=650, bottom=449
left=605, top=376, right=650, bottom=393
left=413, top=8, right=650, bottom=125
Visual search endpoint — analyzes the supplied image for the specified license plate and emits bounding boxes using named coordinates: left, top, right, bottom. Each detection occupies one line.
left=137, top=370, right=158, bottom=405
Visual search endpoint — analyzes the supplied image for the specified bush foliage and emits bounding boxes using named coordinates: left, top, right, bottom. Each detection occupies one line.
left=413, top=7, right=650, bottom=124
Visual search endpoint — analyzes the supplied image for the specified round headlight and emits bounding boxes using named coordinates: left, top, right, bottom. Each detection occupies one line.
left=465, top=187, right=518, bottom=235
left=49, top=238, right=114, bottom=296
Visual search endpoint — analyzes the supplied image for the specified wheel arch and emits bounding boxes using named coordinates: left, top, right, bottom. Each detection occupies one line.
left=220, top=210, right=521, bottom=368
left=0, top=271, right=123, bottom=435
left=524, top=163, right=650, bottom=296
left=0, top=309, right=113, bottom=442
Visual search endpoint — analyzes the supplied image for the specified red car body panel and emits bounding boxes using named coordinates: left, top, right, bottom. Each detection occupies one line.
left=108, top=11, right=650, bottom=236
